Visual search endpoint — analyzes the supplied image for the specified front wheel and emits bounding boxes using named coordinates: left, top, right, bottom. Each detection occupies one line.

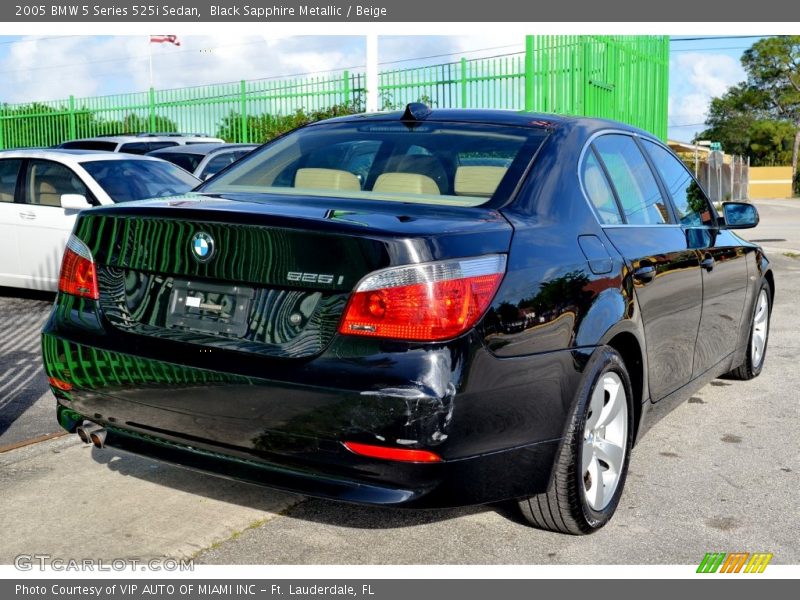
left=519, top=346, right=634, bottom=534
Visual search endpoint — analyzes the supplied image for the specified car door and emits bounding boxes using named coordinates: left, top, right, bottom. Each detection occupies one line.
left=642, top=139, right=749, bottom=376
left=0, top=158, right=23, bottom=287
left=585, top=133, right=703, bottom=402
left=16, top=159, right=90, bottom=291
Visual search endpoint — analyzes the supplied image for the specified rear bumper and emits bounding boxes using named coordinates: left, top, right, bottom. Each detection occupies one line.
left=44, top=323, right=589, bottom=507
left=57, top=403, right=560, bottom=507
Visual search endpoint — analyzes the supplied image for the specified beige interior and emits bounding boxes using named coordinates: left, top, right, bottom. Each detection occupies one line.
left=295, top=168, right=360, bottom=192
left=373, top=173, right=441, bottom=195
left=454, top=166, right=507, bottom=197
left=28, top=164, right=76, bottom=207
left=0, top=192, right=13, bottom=203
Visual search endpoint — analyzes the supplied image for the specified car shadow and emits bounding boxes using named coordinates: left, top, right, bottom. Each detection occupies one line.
left=88, top=444, right=525, bottom=529
left=0, top=285, right=56, bottom=302
left=0, top=287, right=55, bottom=440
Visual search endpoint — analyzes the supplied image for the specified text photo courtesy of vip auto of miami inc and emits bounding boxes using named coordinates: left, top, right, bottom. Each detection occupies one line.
left=0, top=9, right=798, bottom=588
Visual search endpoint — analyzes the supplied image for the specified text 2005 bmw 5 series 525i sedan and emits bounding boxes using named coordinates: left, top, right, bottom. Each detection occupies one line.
left=42, top=105, right=773, bottom=534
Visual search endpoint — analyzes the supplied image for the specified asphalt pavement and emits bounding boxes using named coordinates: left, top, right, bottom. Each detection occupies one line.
left=1, top=198, right=798, bottom=565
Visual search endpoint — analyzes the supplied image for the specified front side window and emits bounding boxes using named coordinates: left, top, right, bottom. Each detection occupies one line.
left=0, top=159, right=22, bottom=202
left=24, top=160, right=88, bottom=207
left=593, top=134, right=669, bottom=225
left=199, top=122, right=549, bottom=208
left=200, top=151, right=248, bottom=179
left=643, top=140, right=713, bottom=227
left=81, top=159, right=199, bottom=202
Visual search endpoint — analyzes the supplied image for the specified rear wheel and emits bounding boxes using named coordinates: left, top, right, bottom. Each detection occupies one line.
left=519, top=347, right=634, bottom=534
left=726, top=282, right=771, bottom=380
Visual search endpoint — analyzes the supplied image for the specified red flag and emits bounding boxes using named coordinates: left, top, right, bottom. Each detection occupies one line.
left=150, top=35, right=180, bottom=46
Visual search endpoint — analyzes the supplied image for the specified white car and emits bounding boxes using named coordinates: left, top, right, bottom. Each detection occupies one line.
left=57, top=133, right=225, bottom=155
left=0, top=149, right=200, bottom=291
left=147, top=143, right=259, bottom=180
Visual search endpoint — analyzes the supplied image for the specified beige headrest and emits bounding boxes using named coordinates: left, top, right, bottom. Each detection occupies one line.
left=295, top=168, right=360, bottom=192
left=454, top=166, right=507, bottom=197
left=373, top=173, right=440, bottom=195
left=39, top=181, right=57, bottom=194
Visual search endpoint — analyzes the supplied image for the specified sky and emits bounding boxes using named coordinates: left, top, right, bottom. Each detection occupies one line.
left=0, top=34, right=764, bottom=142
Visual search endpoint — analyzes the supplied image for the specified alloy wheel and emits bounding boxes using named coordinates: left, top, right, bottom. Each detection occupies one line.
left=582, top=372, right=628, bottom=511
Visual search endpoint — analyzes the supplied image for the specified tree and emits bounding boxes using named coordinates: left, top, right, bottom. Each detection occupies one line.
left=216, top=102, right=363, bottom=143
left=701, top=86, right=796, bottom=166
left=741, top=37, right=800, bottom=179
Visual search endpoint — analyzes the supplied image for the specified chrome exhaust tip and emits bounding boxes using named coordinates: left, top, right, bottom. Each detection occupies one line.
left=89, top=428, right=107, bottom=449
left=76, top=422, right=100, bottom=444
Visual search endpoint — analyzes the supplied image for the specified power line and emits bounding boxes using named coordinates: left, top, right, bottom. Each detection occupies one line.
left=0, top=35, right=75, bottom=46
left=671, top=45, right=750, bottom=53
left=670, top=35, right=768, bottom=42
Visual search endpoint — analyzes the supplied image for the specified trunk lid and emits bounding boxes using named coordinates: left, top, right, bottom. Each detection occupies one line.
left=75, top=193, right=512, bottom=358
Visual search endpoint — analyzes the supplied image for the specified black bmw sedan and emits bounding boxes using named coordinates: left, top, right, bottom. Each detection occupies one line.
left=42, top=105, right=773, bottom=534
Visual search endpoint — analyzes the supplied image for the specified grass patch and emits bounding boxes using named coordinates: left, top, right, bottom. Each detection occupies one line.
left=783, top=252, right=800, bottom=259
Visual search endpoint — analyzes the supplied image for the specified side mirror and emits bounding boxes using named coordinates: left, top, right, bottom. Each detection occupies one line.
left=720, top=202, right=759, bottom=229
left=61, top=194, right=92, bottom=211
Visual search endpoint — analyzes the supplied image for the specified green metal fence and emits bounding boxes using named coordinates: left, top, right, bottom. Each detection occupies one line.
left=0, top=35, right=668, bottom=150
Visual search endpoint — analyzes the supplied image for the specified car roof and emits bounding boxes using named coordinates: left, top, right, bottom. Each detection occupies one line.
left=148, top=143, right=258, bottom=156
left=0, top=148, right=167, bottom=162
left=63, top=134, right=224, bottom=144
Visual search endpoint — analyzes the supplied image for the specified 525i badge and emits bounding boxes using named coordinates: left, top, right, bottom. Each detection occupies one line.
left=287, top=272, right=344, bottom=285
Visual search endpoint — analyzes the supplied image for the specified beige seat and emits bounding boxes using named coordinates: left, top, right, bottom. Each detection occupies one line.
left=373, top=173, right=440, bottom=195
left=294, top=168, right=360, bottom=192
left=454, top=166, right=507, bottom=197
left=36, top=181, right=60, bottom=207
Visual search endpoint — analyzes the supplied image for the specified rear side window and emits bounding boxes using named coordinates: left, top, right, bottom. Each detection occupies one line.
left=59, top=140, right=117, bottom=151
left=154, top=152, right=202, bottom=173
left=120, top=141, right=179, bottom=155
left=0, top=159, right=22, bottom=202
left=581, top=150, right=622, bottom=224
left=642, top=140, right=714, bottom=227
left=593, top=134, right=669, bottom=225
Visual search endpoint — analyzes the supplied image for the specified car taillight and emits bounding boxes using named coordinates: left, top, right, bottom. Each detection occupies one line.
left=339, top=255, right=506, bottom=341
left=58, top=235, right=99, bottom=300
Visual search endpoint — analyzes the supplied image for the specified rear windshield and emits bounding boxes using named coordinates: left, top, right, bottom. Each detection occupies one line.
left=199, top=121, right=548, bottom=207
left=59, top=140, right=117, bottom=151
left=152, top=152, right=203, bottom=173
left=81, top=159, right=200, bottom=203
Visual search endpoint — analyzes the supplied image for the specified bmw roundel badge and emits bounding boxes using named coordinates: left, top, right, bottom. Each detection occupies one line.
left=191, top=232, right=215, bottom=263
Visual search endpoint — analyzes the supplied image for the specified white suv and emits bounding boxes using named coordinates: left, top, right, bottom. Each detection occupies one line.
left=57, top=133, right=225, bottom=155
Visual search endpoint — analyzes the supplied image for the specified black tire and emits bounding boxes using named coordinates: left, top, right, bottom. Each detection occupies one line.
left=725, top=281, right=771, bottom=381
left=518, top=346, right=634, bottom=534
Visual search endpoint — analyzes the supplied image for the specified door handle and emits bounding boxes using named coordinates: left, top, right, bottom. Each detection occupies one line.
left=18, top=211, right=36, bottom=221
left=633, top=264, right=656, bottom=284
left=700, top=255, right=715, bottom=272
